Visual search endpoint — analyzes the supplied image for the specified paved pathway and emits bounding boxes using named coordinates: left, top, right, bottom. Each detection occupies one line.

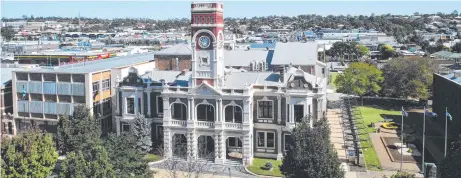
left=327, top=109, right=347, bottom=162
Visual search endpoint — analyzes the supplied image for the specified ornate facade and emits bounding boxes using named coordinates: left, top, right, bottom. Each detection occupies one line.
left=115, top=2, right=327, bottom=165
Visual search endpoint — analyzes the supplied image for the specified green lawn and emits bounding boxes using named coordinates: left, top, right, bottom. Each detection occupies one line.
left=143, top=153, right=162, bottom=162
left=356, top=106, right=400, bottom=171
left=329, top=72, right=338, bottom=89
left=247, top=158, right=283, bottom=177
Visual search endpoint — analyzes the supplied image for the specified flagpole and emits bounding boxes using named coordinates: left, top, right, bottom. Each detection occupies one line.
left=445, top=107, right=448, bottom=157
left=422, top=106, right=426, bottom=175
left=400, top=106, right=404, bottom=171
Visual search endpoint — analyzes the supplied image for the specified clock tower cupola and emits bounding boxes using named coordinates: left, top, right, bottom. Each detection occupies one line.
left=190, top=2, right=224, bottom=88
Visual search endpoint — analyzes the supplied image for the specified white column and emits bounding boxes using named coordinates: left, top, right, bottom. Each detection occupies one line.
left=163, top=128, right=172, bottom=158
left=187, top=98, right=192, bottom=120
left=277, top=96, right=281, bottom=124
left=214, top=132, right=226, bottom=164
left=187, top=132, right=197, bottom=161
left=162, top=97, right=170, bottom=126
left=219, top=99, right=223, bottom=122
left=215, top=99, right=219, bottom=122
left=242, top=132, right=253, bottom=166
left=191, top=98, right=195, bottom=121
left=116, top=89, right=120, bottom=115
left=276, top=128, right=283, bottom=160
left=140, top=91, right=144, bottom=115
left=147, top=91, right=151, bottom=117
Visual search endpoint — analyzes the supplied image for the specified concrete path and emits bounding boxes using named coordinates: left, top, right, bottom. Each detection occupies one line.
left=327, top=109, right=347, bottom=162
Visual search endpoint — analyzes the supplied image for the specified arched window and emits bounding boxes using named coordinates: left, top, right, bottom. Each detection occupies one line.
left=225, top=105, right=242, bottom=123
left=171, top=103, right=187, bottom=120
left=197, top=104, right=214, bottom=121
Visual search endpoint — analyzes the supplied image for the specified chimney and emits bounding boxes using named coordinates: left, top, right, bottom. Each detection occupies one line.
left=279, top=66, right=285, bottom=83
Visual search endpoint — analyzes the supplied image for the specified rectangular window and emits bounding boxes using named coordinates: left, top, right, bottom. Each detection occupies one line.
left=257, top=132, right=265, bottom=147
left=267, top=132, right=275, bottom=148
left=102, top=79, right=110, bottom=91
left=127, top=98, right=134, bottom=114
left=92, top=81, right=99, bottom=95
left=157, top=96, right=163, bottom=114
left=207, top=17, right=210, bottom=24
left=258, top=101, right=273, bottom=118
left=228, top=137, right=236, bottom=147
left=284, top=134, right=293, bottom=152
left=122, top=123, right=130, bottom=133
left=211, top=17, right=214, bottom=24
left=172, top=103, right=186, bottom=120
left=138, top=98, right=141, bottom=114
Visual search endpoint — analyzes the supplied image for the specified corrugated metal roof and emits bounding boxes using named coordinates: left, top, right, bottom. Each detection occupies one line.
left=18, top=52, right=155, bottom=74
left=223, top=49, right=270, bottom=67
left=271, top=42, right=318, bottom=66
left=155, top=43, right=192, bottom=56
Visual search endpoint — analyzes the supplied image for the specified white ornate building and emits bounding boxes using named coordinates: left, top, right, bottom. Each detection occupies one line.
left=114, top=2, right=327, bottom=165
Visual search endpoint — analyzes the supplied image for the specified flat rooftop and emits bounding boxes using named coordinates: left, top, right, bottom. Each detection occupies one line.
left=15, top=52, right=155, bottom=74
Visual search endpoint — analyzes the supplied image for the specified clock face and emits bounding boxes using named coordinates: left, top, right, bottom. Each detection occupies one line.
left=198, top=36, right=211, bottom=49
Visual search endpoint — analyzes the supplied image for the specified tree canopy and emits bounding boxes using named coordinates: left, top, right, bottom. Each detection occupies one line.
left=441, top=138, right=461, bottom=178
left=334, top=62, right=384, bottom=97
left=280, top=119, right=344, bottom=178
left=1, top=26, right=15, bottom=41
left=103, top=133, right=152, bottom=178
left=381, top=58, right=435, bottom=99
left=379, top=44, right=396, bottom=59
left=1, top=129, right=58, bottom=178
left=326, top=41, right=363, bottom=62
left=59, top=146, right=114, bottom=178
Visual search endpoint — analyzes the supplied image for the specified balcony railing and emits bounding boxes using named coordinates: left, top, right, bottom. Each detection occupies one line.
left=196, top=121, right=214, bottom=128
left=171, top=120, right=187, bottom=127
left=224, top=122, right=243, bottom=129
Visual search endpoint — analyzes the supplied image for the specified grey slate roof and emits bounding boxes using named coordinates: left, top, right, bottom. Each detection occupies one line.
left=223, top=72, right=280, bottom=88
left=18, top=52, right=155, bottom=74
left=141, top=70, right=185, bottom=83
left=223, top=49, right=269, bottom=67
left=155, top=43, right=192, bottom=56
left=271, top=42, right=319, bottom=66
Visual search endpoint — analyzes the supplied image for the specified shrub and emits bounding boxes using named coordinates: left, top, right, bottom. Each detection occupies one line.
left=263, top=162, right=273, bottom=170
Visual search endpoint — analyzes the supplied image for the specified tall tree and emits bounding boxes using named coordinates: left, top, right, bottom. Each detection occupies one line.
left=280, top=119, right=344, bottom=178
left=133, top=114, right=153, bottom=153
left=56, top=105, right=102, bottom=154
left=103, top=133, right=152, bottom=178
left=1, top=130, right=58, bottom=178
left=59, top=146, right=115, bottom=178
left=441, top=138, right=461, bottom=178
left=451, top=42, right=461, bottom=53
left=381, top=58, right=435, bottom=99
left=335, top=62, right=383, bottom=98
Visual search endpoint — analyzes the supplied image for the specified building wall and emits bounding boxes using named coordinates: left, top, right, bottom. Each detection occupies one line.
left=433, top=74, right=461, bottom=139
left=155, top=55, right=192, bottom=71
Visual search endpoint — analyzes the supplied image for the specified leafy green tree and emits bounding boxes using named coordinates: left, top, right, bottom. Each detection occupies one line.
left=358, top=44, right=370, bottom=57
left=379, top=44, right=396, bottom=59
left=59, top=146, right=114, bottom=178
left=56, top=105, right=102, bottom=153
left=441, top=138, right=461, bottom=178
left=133, top=114, right=153, bottom=153
left=103, top=133, right=152, bottom=178
left=280, top=119, right=344, bottom=178
left=381, top=58, right=435, bottom=99
left=327, top=41, right=362, bottom=62
left=1, top=130, right=58, bottom=178
left=1, top=26, right=15, bottom=41
left=335, top=62, right=384, bottom=98
left=451, top=42, right=461, bottom=53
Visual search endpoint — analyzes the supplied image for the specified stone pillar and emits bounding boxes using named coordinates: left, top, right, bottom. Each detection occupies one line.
left=147, top=91, right=151, bottom=117
left=116, top=89, right=120, bottom=115
left=276, top=128, right=283, bottom=160
left=187, top=132, right=197, bottom=161
left=277, top=96, right=281, bottom=124
left=163, top=128, right=172, bottom=158
left=116, top=117, right=120, bottom=136
left=243, top=99, right=250, bottom=123
left=242, top=131, right=253, bottom=166
left=140, top=90, right=144, bottom=115
left=187, top=98, right=192, bottom=120
left=163, top=97, right=170, bottom=126
left=214, top=132, right=226, bottom=164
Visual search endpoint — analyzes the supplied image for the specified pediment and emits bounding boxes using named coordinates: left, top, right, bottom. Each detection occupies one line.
left=190, top=82, right=221, bottom=96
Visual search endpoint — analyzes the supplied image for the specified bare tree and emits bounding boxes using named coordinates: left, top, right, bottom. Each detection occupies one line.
left=155, top=136, right=224, bottom=178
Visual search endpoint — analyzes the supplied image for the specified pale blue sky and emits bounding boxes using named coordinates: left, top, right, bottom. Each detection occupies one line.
left=1, top=1, right=460, bottom=20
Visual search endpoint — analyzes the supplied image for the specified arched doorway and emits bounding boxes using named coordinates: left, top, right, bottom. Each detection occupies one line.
left=172, top=134, right=187, bottom=158
left=226, top=137, right=243, bottom=162
left=197, top=135, right=215, bottom=160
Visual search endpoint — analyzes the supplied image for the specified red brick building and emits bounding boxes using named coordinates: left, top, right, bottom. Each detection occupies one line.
left=154, top=44, right=192, bottom=71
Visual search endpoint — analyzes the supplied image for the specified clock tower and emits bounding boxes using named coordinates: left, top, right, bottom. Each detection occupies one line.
left=190, top=2, right=225, bottom=88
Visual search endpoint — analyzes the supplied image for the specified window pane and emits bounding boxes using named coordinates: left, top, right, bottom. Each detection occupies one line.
left=257, top=132, right=265, bottom=147
left=138, top=98, right=141, bottom=114
left=127, top=98, right=134, bottom=114
left=267, top=133, right=275, bottom=148
left=238, top=138, right=242, bottom=147
left=197, top=105, right=206, bottom=121
left=234, top=107, right=242, bottom=123
left=172, top=103, right=186, bottom=120
left=206, top=105, right=214, bottom=121
left=229, top=137, right=236, bottom=147
left=225, top=106, right=233, bottom=122
left=157, top=97, right=163, bottom=114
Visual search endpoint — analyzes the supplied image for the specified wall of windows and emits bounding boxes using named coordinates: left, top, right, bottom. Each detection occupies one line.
left=102, top=79, right=110, bottom=91
left=257, top=131, right=275, bottom=148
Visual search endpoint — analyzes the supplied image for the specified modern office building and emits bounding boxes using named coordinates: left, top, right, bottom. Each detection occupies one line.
left=115, top=2, right=327, bottom=165
left=11, top=53, right=155, bottom=134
